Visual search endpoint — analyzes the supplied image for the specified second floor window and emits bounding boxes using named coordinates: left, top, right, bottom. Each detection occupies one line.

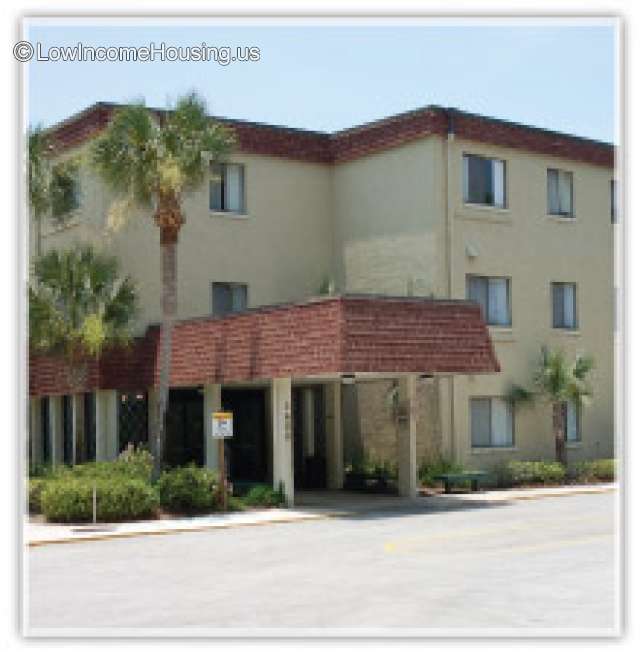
left=463, top=154, right=506, bottom=208
left=547, top=168, right=573, bottom=217
left=552, top=282, right=577, bottom=329
left=467, top=275, right=511, bottom=326
left=210, top=163, right=245, bottom=214
left=212, top=282, right=248, bottom=317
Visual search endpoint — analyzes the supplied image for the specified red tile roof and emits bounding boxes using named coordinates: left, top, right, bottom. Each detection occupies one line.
left=29, top=295, right=499, bottom=396
left=47, top=102, right=614, bottom=168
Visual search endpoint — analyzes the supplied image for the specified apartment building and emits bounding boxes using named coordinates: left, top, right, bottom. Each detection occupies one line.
left=28, top=103, right=616, bottom=503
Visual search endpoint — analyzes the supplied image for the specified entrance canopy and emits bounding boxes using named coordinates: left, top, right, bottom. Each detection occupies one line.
left=29, top=295, right=499, bottom=397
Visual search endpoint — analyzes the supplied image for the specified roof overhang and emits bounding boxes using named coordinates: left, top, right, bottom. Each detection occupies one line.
left=29, top=295, right=500, bottom=397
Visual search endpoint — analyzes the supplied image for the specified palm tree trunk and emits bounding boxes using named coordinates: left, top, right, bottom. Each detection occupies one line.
left=552, top=402, right=567, bottom=466
left=153, top=232, right=178, bottom=479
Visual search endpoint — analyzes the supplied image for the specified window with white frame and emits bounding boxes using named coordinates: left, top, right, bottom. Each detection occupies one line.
left=470, top=397, right=514, bottom=448
left=552, top=282, right=577, bottom=329
left=212, top=282, right=248, bottom=317
left=466, top=275, right=511, bottom=326
left=564, top=399, right=580, bottom=442
left=547, top=168, right=574, bottom=217
left=210, top=163, right=245, bottom=214
left=463, top=154, right=506, bottom=208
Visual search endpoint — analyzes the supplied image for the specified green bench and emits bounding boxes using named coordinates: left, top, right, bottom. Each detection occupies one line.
left=433, top=472, right=489, bottom=494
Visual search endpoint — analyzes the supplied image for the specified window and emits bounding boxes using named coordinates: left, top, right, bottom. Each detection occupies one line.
left=467, top=276, right=511, bottom=326
left=547, top=168, right=573, bottom=217
left=463, top=154, right=506, bottom=208
left=83, top=393, right=96, bottom=462
left=41, top=397, right=50, bottom=464
left=118, top=392, right=149, bottom=452
left=470, top=398, right=514, bottom=447
left=212, top=282, right=248, bottom=317
left=564, top=400, right=581, bottom=442
left=610, top=179, right=617, bottom=223
left=210, top=163, right=245, bottom=213
left=552, top=282, right=577, bottom=329
left=51, top=164, right=80, bottom=218
left=62, top=395, right=73, bottom=465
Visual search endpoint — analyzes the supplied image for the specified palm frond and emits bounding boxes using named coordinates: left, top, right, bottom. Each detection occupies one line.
left=29, top=246, right=137, bottom=358
left=506, top=384, right=535, bottom=406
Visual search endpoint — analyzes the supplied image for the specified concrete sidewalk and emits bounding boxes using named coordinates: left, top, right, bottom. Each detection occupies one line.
left=25, top=482, right=617, bottom=547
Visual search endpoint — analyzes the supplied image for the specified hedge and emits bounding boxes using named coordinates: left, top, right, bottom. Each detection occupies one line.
left=28, top=478, right=47, bottom=514
left=40, top=477, right=159, bottom=523
left=570, top=459, right=616, bottom=482
left=241, top=484, right=285, bottom=508
left=157, top=464, right=219, bottom=513
left=493, top=460, right=566, bottom=487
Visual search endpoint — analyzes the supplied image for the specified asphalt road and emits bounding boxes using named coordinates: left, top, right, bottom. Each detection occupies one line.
left=26, top=492, right=619, bottom=634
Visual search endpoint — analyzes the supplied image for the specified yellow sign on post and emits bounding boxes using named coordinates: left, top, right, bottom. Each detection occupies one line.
left=211, top=411, right=233, bottom=512
left=212, top=411, right=233, bottom=439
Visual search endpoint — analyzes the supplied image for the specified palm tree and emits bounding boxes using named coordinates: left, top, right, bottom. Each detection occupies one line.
left=524, top=346, right=595, bottom=465
left=91, top=93, right=235, bottom=476
left=28, top=126, right=80, bottom=257
left=29, top=246, right=137, bottom=374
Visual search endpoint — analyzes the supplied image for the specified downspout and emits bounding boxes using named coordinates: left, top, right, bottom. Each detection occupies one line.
left=445, top=109, right=457, bottom=462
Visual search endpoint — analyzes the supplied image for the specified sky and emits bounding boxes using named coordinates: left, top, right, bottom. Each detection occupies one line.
left=25, top=20, right=617, bottom=143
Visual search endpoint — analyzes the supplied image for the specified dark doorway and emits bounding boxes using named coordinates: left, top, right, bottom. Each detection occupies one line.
left=41, top=398, right=50, bottom=464
left=222, top=389, right=267, bottom=486
left=293, top=387, right=327, bottom=490
left=83, top=393, right=96, bottom=463
left=165, top=388, right=204, bottom=467
left=118, top=391, right=148, bottom=453
left=62, top=395, right=73, bottom=465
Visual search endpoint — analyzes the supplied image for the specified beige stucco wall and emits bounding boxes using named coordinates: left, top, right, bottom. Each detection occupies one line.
left=39, top=146, right=335, bottom=333
left=447, top=137, right=615, bottom=467
left=35, top=130, right=615, bottom=469
left=332, top=136, right=448, bottom=298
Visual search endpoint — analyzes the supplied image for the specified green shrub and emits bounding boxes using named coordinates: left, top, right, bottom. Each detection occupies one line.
left=40, top=477, right=158, bottom=522
left=498, top=460, right=566, bottom=486
left=418, top=456, right=464, bottom=487
left=62, top=446, right=154, bottom=483
left=157, top=464, right=219, bottom=513
left=115, top=444, right=154, bottom=481
left=571, top=459, right=616, bottom=482
left=242, top=484, right=285, bottom=508
left=345, top=452, right=397, bottom=479
left=28, top=462, right=57, bottom=479
left=28, top=478, right=48, bottom=513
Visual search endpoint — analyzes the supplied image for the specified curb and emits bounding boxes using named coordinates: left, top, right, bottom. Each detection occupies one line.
left=494, top=485, right=617, bottom=502
left=27, top=511, right=350, bottom=548
left=27, top=485, right=616, bottom=547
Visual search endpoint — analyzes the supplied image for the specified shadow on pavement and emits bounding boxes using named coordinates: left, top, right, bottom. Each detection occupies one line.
left=295, top=490, right=510, bottom=520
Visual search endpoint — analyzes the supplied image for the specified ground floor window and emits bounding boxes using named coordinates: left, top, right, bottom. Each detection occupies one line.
left=41, top=397, right=50, bottom=464
left=62, top=395, right=73, bottom=465
left=470, top=397, right=514, bottom=448
left=564, top=400, right=581, bottom=442
left=83, top=393, right=96, bottom=462
left=118, top=391, right=149, bottom=452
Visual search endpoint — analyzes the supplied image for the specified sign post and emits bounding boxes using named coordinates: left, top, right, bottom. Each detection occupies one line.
left=212, top=411, right=233, bottom=511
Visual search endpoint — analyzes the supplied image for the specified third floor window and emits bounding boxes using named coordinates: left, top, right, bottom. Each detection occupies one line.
left=547, top=168, right=574, bottom=217
left=210, top=163, right=245, bottom=214
left=463, top=154, right=506, bottom=208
